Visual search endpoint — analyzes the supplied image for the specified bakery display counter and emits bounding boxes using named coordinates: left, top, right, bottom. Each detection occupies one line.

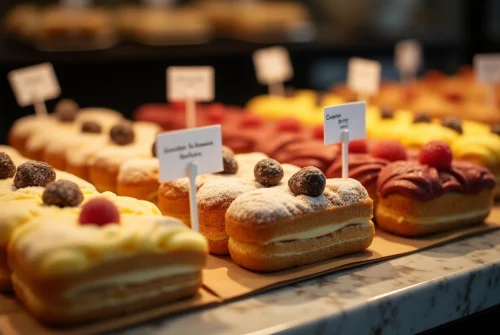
left=113, top=228, right=500, bottom=335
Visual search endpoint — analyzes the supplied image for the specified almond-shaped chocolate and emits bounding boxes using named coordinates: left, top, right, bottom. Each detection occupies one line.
left=42, top=180, right=83, bottom=207
left=14, top=161, right=56, bottom=189
left=288, top=166, right=326, bottom=197
left=54, top=99, right=79, bottom=123
left=441, top=116, right=463, bottom=134
left=110, top=122, right=135, bottom=145
left=220, top=150, right=238, bottom=174
left=0, top=152, right=16, bottom=179
left=81, top=121, right=102, bottom=134
left=413, top=112, right=431, bottom=124
left=254, top=158, right=284, bottom=187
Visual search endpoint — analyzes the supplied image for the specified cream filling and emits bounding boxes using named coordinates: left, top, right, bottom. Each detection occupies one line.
left=12, top=273, right=199, bottom=315
left=65, top=265, right=198, bottom=299
left=265, top=218, right=371, bottom=244
left=380, top=207, right=490, bottom=225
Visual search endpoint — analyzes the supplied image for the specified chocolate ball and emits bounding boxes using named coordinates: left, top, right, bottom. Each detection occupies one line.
left=110, top=122, right=135, bottom=146
left=81, top=121, right=102, bottom=134
left=254, top=159, right=284, bottom=187
left=441, top=116, right=463, bottom=134
left=0, top=152, right=16, bottom=179
left=220, top=150, right=238, bottom=174
left=54, top=99, right=79, bottom=123
left=42, top=180, right=83, bottom=208
left=14, top=161, right=56, bottom=189
left=491, top=124, right=500, bottom=136
left=380, top=107, right=394, bottom=119
left=413, top=112, right=432, bottom=124
left=288, top=166, right=326, bottom=197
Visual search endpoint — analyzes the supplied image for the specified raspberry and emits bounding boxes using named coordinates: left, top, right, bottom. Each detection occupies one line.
left=348, top=139, right=368, bottom=153
left=170, top=101, right=186, bottom=110
left=276, top=118, right=303, bottom=132
left=312, top=125, right=324, bottom=140
left=79, top=198, right=120, bottom=226
left=240, top=114, right=264, bottom=128
left=419, top=140, right=453, bottom=170
left=371, top=140, right=407, bottom=162
left=207, top=107, right=225, bottom=123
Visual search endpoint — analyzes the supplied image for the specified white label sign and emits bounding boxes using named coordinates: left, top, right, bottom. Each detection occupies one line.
left=157, top=125, right=223, bottom=182
left=253, top=46, right=293, bottom=84
left=347, top=57, right=381, bottom=96
left=323, top=102, right=366, bottom=145
left=474, top=54, right=500, bottom=83
left=167, top=66, right=214, bottom=102
left=395, top=39, right=422, bottom=74
left=8, top=63, right=61, bottom=107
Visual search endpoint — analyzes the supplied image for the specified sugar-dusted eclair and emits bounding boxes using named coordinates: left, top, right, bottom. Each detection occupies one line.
left=198, top=158, right=299, bottom=255
left=157, top=150, right=267, bottom=224
left=225, top=167, right=375, bottom=272
left=376, top=141, right=496, bottom=236
left=8, top=200, right=207, bottom=325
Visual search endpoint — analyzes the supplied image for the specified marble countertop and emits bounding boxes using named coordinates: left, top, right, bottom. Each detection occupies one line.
left=116, top=230, right=500, bottom=335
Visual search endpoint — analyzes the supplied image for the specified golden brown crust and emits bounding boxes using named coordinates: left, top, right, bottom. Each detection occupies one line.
left=375, top=190, right=493, bottom=236
left=207, top=239, right=229, bottom=255
left=228, top=222, right=374, bottom=272
left=117, top=179, right=159, bottom=205
left=42, top=150, right=66, bottom=171
left=8, top=132, right=28, bottom=157
left=226, top=202, right=373, bottom=245
left=88, top=164, right=119, bottom=193
left=65, top=163, right=90, bottom=181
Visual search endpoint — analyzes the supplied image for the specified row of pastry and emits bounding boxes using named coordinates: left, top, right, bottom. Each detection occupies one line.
left=0, top=146, right=208, bottom=325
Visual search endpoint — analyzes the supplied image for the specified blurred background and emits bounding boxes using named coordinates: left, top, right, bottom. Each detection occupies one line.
left=1, top=0, right=500, bottom=143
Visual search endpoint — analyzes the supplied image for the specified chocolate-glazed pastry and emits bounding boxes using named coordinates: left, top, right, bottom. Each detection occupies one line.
left=254, top=158, right=284, bottom=187
left=0, top=152, right=16, bottom=179
left=14, top=161, right=56, bottom=189
left=441, top=116, right=463, bottom=134
left=54, top=99, right=79, bottom=123
left=288, top=166, right=326, bottom=197
left=42, top=180, right=84, bottom=207
left=81, top=121, right=102, bottom=134
left=110, top=122, right=135, bottom=145
left=413, top=112, right=432, bottom=124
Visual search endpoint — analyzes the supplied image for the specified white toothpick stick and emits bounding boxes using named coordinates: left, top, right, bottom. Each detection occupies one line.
left=269, top=82, right=285, bottom=97
left=341, top=129, right=349, bottom=178
left=186, top=162, right=199, bottom=232
left=33, top=100, right=48, bottom=117
left=186, top=88, right=196, bottom=128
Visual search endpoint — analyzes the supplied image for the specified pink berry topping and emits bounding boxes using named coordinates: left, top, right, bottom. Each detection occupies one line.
left=371, top=140, right=407, bottom=162
left=276, top=118, right=302, bottom=132
left=419, top=140, right=453, bottom=170
left=312, top=125, right=324, bottom=140
left=348, top=139, right=368, bottom=154
left=79, top=198, right=120, bottom=226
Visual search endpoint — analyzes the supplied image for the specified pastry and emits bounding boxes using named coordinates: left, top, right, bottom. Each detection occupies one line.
left=197, top=159, right=299, bottom=254
left=376, top=141, right=496, bottom=236
left=7, top=198, right=207, bottom=325
left=88, top=121, right=160, bottom=192
left=8, top=115, right=55, bottom=158
left=117, top=157, right=159, bottom=204
left=225, top=168, right=374, bottom=271
left=157, top=151, right=267, bottom=224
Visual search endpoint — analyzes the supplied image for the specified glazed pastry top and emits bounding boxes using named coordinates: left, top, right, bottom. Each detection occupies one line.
left=377, top=160, right=496, bottom=201
left=452, top=134, right=500, bottom=167
left=326, top=154, right=389, bottom=186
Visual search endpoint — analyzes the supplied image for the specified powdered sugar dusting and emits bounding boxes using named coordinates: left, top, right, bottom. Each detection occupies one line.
left=198, top=177, right=261, bottom=208
left=227, top=178, right=369, bottom=224
left=118, top=158, right=159, bottom=183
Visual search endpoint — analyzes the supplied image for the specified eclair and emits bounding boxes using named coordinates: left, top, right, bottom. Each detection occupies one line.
left=376, top=141, right=496, bottom=236
left=8, top=203, right=207, bottom=325
left=226, top=167, right=375, bottom=271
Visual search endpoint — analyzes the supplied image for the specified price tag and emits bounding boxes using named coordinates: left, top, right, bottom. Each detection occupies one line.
left=167, top=66, right=214, bottom=102
left=474, top=54, right=500, bottom=83
left=395, top=39, right=422, bottom=76
left=156, top=125, right=222, bottom=182
left=323, top=102, right=366, bottom=178
left=8, top=63, right=60, bottom=116
left=347, top=57, right=381, bottom=97
left=156, top=125, right=223, bottom=233
left=253, top=46, right=293, bottom=85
